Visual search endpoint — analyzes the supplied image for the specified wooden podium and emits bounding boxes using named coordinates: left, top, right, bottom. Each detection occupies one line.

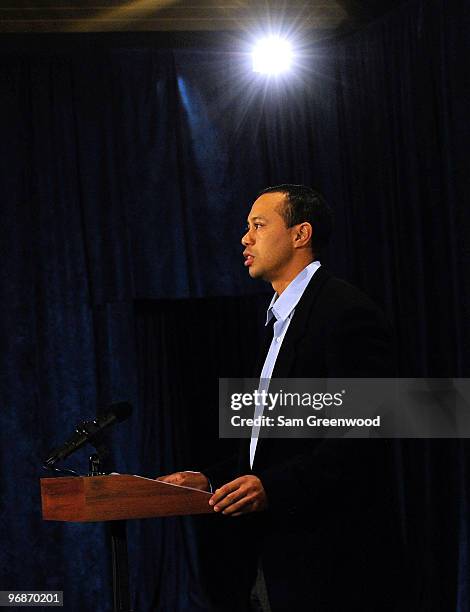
left=41, top=474, right=213, bottom=612
left=40, top=474, right=213, bottom=522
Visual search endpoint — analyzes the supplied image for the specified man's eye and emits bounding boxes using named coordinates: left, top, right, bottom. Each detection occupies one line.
left=254, top=223, right=263, bottom=229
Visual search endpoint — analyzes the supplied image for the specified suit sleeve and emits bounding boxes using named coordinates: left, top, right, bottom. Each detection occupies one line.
left=202, top=453, right=240, bottom=491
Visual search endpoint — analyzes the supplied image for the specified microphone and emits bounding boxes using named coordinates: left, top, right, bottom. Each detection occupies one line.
left=44, top=401, right=132, bottom=467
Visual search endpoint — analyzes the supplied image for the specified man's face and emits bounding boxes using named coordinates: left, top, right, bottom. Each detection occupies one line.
left=241, top=192, right=295, bottom=282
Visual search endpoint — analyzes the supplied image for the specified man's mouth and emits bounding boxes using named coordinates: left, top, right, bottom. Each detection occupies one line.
left=243, top=252, right=255, bottom=267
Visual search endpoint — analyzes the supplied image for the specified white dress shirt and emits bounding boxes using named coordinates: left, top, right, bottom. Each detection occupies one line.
left=249, top=261, right=321, bottom=468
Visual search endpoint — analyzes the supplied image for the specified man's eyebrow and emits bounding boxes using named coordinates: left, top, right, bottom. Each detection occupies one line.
left=247, top=215, right=267, bottom=222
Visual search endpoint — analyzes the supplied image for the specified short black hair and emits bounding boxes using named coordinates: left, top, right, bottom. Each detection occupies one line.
left=259, top=184, right=333, bottom=254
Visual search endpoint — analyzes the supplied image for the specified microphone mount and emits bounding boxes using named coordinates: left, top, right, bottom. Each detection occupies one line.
left=42, top=402, right=132, bottom=474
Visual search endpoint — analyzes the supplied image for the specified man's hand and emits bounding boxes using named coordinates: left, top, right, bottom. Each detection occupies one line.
left=209, top=475, right=267, bottom=516
left=156, top=471, right=210, bottom=491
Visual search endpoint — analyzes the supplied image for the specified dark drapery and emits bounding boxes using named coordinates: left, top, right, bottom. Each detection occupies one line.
left=0, top=0, right=469, bottom=609
left=129, top=296, right=268, bottom=611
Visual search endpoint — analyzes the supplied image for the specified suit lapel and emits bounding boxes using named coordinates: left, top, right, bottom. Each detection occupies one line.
left=271, top=265, right=331, bottom=378
left=249, top=266, right=332, bottom=472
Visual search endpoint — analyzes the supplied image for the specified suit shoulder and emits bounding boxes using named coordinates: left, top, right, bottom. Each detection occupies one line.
left=319, top=275, right=384, bottom=315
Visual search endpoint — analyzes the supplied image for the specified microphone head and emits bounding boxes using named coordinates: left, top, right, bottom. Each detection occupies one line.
left=110, top=401, right=133, bottom=423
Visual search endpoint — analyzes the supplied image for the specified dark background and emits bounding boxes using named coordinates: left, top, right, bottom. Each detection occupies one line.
left=0, top=0, right=469, bottom=609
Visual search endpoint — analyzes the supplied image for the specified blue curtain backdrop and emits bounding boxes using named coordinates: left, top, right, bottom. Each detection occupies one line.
left=0, top=0, right=469, bottom=609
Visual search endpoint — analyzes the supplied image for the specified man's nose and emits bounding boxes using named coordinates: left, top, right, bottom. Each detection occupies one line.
left=241, top=229, right=254, bottom=246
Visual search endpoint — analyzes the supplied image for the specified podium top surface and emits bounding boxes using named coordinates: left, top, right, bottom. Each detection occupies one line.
left=41, top=474, right=213, bottom=522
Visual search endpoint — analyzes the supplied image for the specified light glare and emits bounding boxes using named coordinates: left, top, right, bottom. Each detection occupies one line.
left=252, top=36, right=293, bottom=74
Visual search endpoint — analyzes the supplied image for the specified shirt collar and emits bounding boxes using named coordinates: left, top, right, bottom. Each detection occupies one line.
left=265, top=261, right=321, bottom=325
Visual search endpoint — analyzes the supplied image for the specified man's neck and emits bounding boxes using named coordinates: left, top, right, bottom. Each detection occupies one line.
left=271, top=258, right=315, bottom=295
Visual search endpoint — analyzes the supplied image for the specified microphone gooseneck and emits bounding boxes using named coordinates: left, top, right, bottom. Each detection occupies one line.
left=43, top=401, right=132, bottom=467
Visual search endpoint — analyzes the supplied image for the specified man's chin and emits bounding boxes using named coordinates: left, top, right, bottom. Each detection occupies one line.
left=248, top=266, right=269, bottom=282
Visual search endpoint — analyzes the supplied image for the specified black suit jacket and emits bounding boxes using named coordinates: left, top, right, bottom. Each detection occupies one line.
left=206, top=267, right=402, bottom=611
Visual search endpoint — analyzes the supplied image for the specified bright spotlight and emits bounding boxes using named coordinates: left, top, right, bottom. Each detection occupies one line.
left=252, top=36, right=293, bottom=74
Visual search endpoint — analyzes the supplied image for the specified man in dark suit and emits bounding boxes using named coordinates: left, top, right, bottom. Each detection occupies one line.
left=158, top=185, right=400, bottom=611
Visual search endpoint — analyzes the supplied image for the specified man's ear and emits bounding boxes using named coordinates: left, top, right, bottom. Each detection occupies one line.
left=293, top=222, right=313, bottom=249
